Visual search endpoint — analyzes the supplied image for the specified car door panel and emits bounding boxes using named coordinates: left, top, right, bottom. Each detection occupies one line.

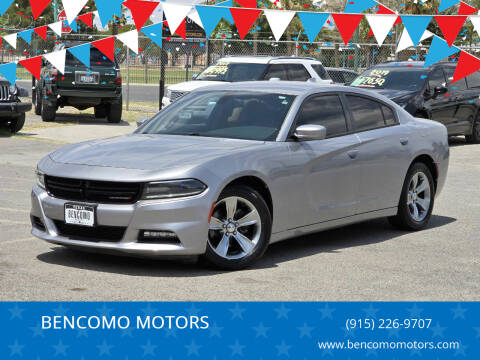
left=425, top=67, right=457, bottom=131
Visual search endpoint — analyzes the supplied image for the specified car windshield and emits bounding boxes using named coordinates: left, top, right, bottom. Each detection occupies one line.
left=350, top=67, right=428, bottom=91
left=66, top=48, right=116, bottom=67
left=195, top=61, right=268, bottom=82
left=139, top=91, right=296, bottom=141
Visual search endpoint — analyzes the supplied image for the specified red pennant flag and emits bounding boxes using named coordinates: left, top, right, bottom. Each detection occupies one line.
left=175, top=19, right=186, bottom=40
left=453, top=51, right=480, bottom=83
left=377, top=5, right=401, bottom=25
left=92, top=37, right=115, bottom=62
left=34, top=25, right=48, bottom=41
left=77, top=13, right=93, bottom=28
left=230, top=8, right=262, bottom=40
left=458, top=2, right=478, bottom=16
left=29, top=0, right=52, bottom=20
left=331, top=14, right=364, bottom=46
left=234, top=0, right=257, bottom=7
left=435, top=15, right=467, bottom=47
left=123, top=0, right=160, bottom=31
left=20, top=56, right=43, bottom=80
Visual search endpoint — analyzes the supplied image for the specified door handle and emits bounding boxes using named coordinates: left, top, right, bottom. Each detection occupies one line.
left=400, top=137, right=409, bottom=145
left=347, top=150, right=359, bottom=159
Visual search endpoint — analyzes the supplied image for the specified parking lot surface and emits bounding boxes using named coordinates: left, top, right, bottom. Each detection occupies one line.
left=0, top=113, right=479, bottom=301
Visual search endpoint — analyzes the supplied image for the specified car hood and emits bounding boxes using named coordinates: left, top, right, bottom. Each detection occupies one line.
left=373, top=89, right=418, bottom=103
left=167, top=80, right=227, bottom=92
left=49, top=134, right=263, bottom=171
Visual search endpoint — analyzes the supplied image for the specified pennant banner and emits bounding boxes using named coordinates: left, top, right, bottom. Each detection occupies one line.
left=18, top=29, right=34, bottom=45
left=435, top=15, right=467, bottom=47
left=95, top=0, right=124, bottom=27
left=196, top=5, right=232, bottom=39
left=123, top=0, right=160, bottom=31
left=34, top=26, right=48, bottom=41
left=117, top=30, right=139, bottom=54
left=230, top=8, right=262, bottom=40
left=141, top=22, right=163, bottom=49
left=0, top=62, right=18, bottom=85
left=401, top=15, right=432, bottom=47
left=44, top=49, right=67, bottom=74
left=68, top=43, right=91, bottom=68
left=264, top=9, right=296, bottom=42
left=0, top=0, right=15, bottom=16
left=162, top=3, right=192, bottom=36
left=92, top=37, right=116, bottom=62
left=331, top=13, right=364, bottom=45
left=19, top=56, right=43, bottom=80
left=366, top=14, right=397, bottom=46
left=396, top=28, right=433, bottom=53
left=29, top=0, right=52, bottom=20
left=424, top=36, right=460, bottom=67
left=3, top=33, right=17, bottom=49
left=453, top=51, right=480, bottom=82
left=63, top=0, right=88, bottom=25
left=297, top=11, right=329, bottom=44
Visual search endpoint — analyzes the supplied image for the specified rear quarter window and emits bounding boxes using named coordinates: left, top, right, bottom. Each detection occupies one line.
left=346, top=95, right=387, bottom=131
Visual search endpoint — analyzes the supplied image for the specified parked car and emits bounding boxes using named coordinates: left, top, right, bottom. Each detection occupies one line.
left=326, top=67, right=359, bottom=85
left=350, top=61, right=480, bottom=143
left=162, top=56, right=332, bottom=107
left=33, top=42, right=122, bottom=123
left=31, top=81, right=449, bottom=269
left=0, top=76, right=32, bottom=133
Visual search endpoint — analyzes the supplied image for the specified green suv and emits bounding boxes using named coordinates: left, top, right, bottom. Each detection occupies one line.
left=33, top=42, right=123, bottom=123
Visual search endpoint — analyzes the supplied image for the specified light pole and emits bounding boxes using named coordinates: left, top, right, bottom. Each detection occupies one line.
left=54, top=0, right=59, bottom=20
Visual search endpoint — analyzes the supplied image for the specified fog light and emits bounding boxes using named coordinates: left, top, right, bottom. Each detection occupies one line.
left=139, top=230, right=180, bottom=244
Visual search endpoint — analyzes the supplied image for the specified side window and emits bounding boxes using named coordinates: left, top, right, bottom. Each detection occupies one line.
left=264, top=64, right=288, bottom=80
left=286, top=64, right=311, bottom=81
left=444, top=67, right=467, bottom=91
left=296, top=95, right=348, bottom=138
left=311, top=64, right=330, bottom=80
left=328, top=70, right=344, bottom=83
left=344, top=72, right=358, bottom=83
left=466, top=71, right=480, bottom=88
left=381, top=105, right=397, bottom=125
left=346, top=95, right=386, bottom=131
left=428, top=67, right=446, bottom=91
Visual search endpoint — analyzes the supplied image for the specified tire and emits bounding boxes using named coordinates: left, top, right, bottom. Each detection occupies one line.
left=9, top=113, right=25, bottom=133
left=388, top=162, right=435, bottom=231
left=41, top=98, right=56, bottom=122
left=202, top=185, right=272, bottom=270
left=94, top=106, right=107, bottom=118
left=107, top=98, right=122, bottom=123
left=33, top=85, right=42, bottom=116
left=465, top=116, right=480, bottom=144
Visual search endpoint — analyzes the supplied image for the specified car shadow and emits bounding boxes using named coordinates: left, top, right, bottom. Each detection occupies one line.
left=36, top=215, right=456, bottom=276
left=448, top=136, right=473, bottom=147
left=46, top=113, right=130, bottom=126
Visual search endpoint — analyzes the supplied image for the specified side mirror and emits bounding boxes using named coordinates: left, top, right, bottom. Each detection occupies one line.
left=294, top=124, right=327, bottom=141
left=191, top=73, right=199, bottom=80
left=433, top=85, right=447, bottom=98
left=136, top=117, right=149, bottom=128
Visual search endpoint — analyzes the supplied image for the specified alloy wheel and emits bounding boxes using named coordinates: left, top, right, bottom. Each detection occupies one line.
left=407, top=171, right=431, bottom=222
left=208, top=196, right=262, bottom=260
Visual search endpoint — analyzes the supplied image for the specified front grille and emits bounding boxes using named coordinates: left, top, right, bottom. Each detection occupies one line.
left=170, top=90, right=189, bottom=102
left=53, top=221, right=126, bottom=242
left=45, top=176, right=143, bottom=204
left=0, top=85, right=9, bottom=101
left=31, top=216, right=46, bottom=231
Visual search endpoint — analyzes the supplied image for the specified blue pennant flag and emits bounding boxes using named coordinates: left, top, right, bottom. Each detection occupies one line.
left=424, top=36, right=460, bottom=67
left=401, top=15, right=432, bottom=47
left=63, top=20, right=78, bottom=32
left=141, top=23, right=163, bottom=49
left=0, top=0, right=14, bottom=15
left=18, top=29, right=34, bottom=45
left=297, top=12, right=330, bottom=44
left=0, top=62, right=18, bottom=86
left=95, top=0, right=124, bottom=27
left=344, top=0, right=377, bottom=13
left=215, top=0, right=234, bottom=24
left=68, top=43, right=91, bottom=68
left=438, top=0, right=460, bottom=12
left=196, top=5, right=233, bottom=38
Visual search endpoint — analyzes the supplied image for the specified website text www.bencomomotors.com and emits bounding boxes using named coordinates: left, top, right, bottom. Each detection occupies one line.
left=318, top=340, right=460, bottom=351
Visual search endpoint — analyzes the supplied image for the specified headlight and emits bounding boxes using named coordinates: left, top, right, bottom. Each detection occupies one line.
left=9, top=84, right=17, bottom=95
left=142, top=179, right=207, bottom=200
left=165, top=88, right=172, bottom=99
left=36, top=170, right=45, bottom=189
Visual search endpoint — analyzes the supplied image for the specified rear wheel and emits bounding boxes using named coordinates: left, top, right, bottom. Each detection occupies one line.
left=107, top=97, right=122, bottom=123
left=465, top=116, right=480, bottom=144
left=41, top=98, right=56, bottom=122
left=389, top=163, right=435, bottom=231
left=203, top=185, right=271, bottom=270
left=94, top=105, right=107, bottom=118
left=9, top=113, right=25, bottom=133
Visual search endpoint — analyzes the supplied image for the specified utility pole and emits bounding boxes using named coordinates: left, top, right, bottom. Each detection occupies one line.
left=54, top=0, right=59, bottom=19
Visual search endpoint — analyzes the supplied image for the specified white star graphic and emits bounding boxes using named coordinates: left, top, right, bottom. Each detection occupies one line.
left=185, top=340, right=202, bottom=356
left=186, top=303, right=201, bottom=316
left=120, top=327, right=132, bottom=338
left=451, top=304, right=467, bottom=319
left=29, top=323, right=45, bottom=338
left=96, top=304, right=113, bottom=317
left=253, top=322, right=270, bottom=338
left=53, top=340, right=69, bottom=356
left=297, top=323, right=314, bottom=338
left=229, top=303, right=246, bottom=319
left=318, top=303, right=335, bottom=320
left=9, top=340, right=25, bottom=356
left=209, top=322, right=223, bottom=338
left=9, top=304, right=25, bottom=320
left=406, top=303, right=424, bottom=318
left=362, top=304, right=379, bottom=318
left=431, top=322, right=447, bottom=338
left=275, top=340, right=292, bottom=356
left=141, top=339, right=157, bottom=356
left=455, top=343, right=467, bottom=356
left=274, top=303, right=291, bottom=319
left=165, top=327, right=178, bottom=338
left=141, top=303, right=157, bottom=317
left=97, top=340, right=114, bottom=356
left=53, top=304, right=69, bottom=316
left=229, top=339, right=245, bottom=356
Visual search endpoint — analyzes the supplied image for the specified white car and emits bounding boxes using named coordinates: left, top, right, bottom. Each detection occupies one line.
left=162, top=56, right=333, bottom=107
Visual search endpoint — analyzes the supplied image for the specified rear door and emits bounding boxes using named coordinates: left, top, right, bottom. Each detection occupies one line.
left=285, top=64, right=312, bottom=81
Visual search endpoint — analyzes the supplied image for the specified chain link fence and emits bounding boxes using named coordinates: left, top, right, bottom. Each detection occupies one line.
left=3, top=32, right=480, bottom=112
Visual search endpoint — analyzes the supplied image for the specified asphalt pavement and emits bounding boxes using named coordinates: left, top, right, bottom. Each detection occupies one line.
left=0, top=119, right=479, bottom=301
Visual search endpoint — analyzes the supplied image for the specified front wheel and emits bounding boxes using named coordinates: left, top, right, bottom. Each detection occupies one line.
left=33, top=86, right=42, bottom=115
left=9, top=113, right=25, bottom=133
left=465, top=116, right=480, bottom=144
left=203, top=185, right=272, bottom=270
left=389, top=163, right=435, bottom=231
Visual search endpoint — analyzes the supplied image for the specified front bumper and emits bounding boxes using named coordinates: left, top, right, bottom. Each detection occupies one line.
left=30, top=184, right=212, bottom=257
left=0, top=101, right=32, bottom=117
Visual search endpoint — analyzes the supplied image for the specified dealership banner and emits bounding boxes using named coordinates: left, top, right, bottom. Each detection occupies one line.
left=1, top=302, right=478, bottom=359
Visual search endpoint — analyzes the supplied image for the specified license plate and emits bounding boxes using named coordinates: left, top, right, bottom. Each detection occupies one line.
left=64, top=204, right=95, bottom=227
left=80, top=75, right=95, bottom=83
left=75, top=72, right=99, bottom=84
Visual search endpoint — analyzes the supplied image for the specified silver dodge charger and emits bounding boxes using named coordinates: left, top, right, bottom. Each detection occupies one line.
left=31, top=82, right=449, bottom=269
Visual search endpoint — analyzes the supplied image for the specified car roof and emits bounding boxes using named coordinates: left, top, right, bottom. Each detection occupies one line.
left=326, top=67, right=358, bottom=73
left=372, top=61, right=456, bottom=69
left=218, top=55, right=321, bottom=64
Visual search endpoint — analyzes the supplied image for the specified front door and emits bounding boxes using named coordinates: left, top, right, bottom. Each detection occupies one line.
left=425, top=67, right=457, bottom=131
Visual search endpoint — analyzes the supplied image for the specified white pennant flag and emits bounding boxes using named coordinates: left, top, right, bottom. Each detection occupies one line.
left=44, top=49, right=67, bottom=74
left=3, top=33, right=17, bottom=49
left=396, top=28, right=433, bottom=53
left=187, top=9, right=203, bottom=29
left=117, top=30, right=139, bottom=54
left=469, top=15, right=480, bottom=36
left=63, top=0, right=88, bottom=24
left=162, top=3, right=192, bottom=34
left=366, top=14, right=397, bottom=46
left=48, top=21, right=63, bottom=37
left=264, top=10, right=296, bottom=41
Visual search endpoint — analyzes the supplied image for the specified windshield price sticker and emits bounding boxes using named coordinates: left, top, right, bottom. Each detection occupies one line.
left=352, top=69, right=390, bottom=87
left=205, top=63, right=228, bottom=75
left=345, top=318, right=432, bottom=331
